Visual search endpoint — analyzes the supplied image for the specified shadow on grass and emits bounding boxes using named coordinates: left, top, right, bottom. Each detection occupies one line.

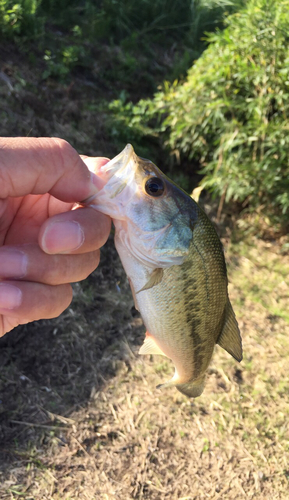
left=0, top=236, right=143, bottom=468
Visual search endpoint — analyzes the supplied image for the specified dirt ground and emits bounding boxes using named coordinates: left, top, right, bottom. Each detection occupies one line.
left=0, top=44, right=289, bottom=500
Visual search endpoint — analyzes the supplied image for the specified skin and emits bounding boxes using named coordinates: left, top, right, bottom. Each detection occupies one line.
left=0, top=137, right=111, bottom=337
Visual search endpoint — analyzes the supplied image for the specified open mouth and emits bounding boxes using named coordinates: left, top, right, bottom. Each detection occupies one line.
left=85, top=144, right=138, bottom=214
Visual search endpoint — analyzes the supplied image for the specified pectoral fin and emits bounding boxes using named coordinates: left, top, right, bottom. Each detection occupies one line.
left=217, top=300, right=242, bottom=362
left=139, top=333, right=167, bottom=357
left=136, top=268, right=164, bottom=294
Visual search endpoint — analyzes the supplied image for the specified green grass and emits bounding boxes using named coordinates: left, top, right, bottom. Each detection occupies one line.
left=228, top=238, right=289, bottom=323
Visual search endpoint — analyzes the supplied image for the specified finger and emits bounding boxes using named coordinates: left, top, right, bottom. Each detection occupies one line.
left=81, top=156, right=110, bottom=195
left=39, top=206, right=111, bottom=255
left=0, top=281, right=72, bottom=321
left=0, top=315, right=29, bottom=337
left=0, top=137, right=107, bottom=202
left=81, top=156, right=110, bottom=178
left=0, top=244, right=101, bottom=285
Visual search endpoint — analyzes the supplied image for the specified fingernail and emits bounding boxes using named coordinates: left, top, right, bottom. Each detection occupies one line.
left=42, top=221, right=84, bottom=254
left=82, top=159, right=109, bottom=202
left=0, top=250, right=28, bottom=278
left=0, top=283, right=22, bottom=310
left=89, top=171, right=107, bottom=194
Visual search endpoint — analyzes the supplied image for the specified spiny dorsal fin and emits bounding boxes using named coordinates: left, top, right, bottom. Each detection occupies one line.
left=136, top=268, right=164, bottom=294
left=139, top=334, right=167, bottom=357
left=217, top=299, right=242, bottom=362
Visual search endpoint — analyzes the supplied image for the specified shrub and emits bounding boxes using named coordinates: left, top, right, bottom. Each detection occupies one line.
left=0, top=0, right=42, bottom=38
left=118, top=0, right=289, bottom=223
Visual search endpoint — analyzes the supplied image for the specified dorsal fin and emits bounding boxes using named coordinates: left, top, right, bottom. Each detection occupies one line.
left=217, top=299, right=242, bottom=362
left=139, top=334, right=167, bottom=357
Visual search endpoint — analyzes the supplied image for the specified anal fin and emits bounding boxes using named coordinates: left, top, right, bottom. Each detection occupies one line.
left=217, top=299, right=242, bottom=362
left=139, top=333, right=167, bottom=357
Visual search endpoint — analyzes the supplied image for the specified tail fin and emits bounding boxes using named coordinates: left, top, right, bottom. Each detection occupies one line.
left=175, top=374, right=206, bottom=398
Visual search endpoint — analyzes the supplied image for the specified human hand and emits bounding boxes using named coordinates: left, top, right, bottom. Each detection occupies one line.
left=0, top=137, right=111, bottom=337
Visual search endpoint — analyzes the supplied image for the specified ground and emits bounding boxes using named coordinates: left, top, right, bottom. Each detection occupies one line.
left=0, top=43, right=289, bottom=500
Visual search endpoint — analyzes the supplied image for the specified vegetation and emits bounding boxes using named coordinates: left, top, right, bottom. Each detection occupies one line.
left=0, top=1, right=289, bottom=499
left=1, top=0, right=288, bottom=225
left=0, top=0, right=240, bottom=44
left=109, top=0, right=289, bottom=225
left=0, top=0, right=242, bottom=86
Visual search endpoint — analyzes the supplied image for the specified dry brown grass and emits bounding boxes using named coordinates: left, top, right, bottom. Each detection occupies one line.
left=1, top=41, right=289, bottom=500
left=1, top=236, right=289, bottom=500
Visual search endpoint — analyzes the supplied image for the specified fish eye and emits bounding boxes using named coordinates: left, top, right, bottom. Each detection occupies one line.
left=145, top=177, right=165, bottom=197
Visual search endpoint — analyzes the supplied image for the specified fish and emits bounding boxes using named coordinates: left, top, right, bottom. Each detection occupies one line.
left=89, top=144, right=242, bottom=398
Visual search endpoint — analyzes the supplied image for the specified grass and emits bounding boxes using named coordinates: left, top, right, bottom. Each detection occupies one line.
left=227, top=238, right=289, bottom=322
left=0, top=5, right=289, bottom=496
left=1, top=235, right=289, bottom=500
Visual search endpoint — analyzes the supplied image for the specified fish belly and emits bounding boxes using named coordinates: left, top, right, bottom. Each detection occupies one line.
left=115, top=224, right=228, bottom=386
left=136, top=261, right=219, bottom=384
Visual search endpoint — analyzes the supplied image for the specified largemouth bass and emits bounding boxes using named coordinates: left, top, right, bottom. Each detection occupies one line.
left=90, top=144, right=242, bottom=398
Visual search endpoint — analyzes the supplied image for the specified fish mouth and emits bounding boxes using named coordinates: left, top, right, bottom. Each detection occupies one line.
left=85, top=144, right=138, bottom=214
left=98, top=143, right=135, bottom=181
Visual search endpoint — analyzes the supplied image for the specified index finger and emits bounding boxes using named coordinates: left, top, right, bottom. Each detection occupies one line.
left=0, top=137, right=106, bottom=202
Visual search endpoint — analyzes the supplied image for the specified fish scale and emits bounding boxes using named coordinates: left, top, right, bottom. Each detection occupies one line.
left=90, top=144, right=242, bottom=398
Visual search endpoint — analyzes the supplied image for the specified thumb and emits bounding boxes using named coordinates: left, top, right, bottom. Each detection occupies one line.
left=0, top=137, right=105, bottom=202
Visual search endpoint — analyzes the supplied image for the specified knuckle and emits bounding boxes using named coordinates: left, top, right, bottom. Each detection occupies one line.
left=51, top=137, right=71, bottom=153
left=41, top=252, right=99, bottom=285
left=50, top=138, right=87, bottom=188
left=77, top=251, right=100, bottom=281
left=38, top=255, right=67, bottom=285
left=51, top=138, right=77, bottom=166
left=46, top=284, right=72, bottom=319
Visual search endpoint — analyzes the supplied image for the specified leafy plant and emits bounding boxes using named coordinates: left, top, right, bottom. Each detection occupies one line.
left=0, top=0, right=42, bottom=38
left=42, top=44, right=86, bottom=79
left=115, top=0, right=289, bottom=223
